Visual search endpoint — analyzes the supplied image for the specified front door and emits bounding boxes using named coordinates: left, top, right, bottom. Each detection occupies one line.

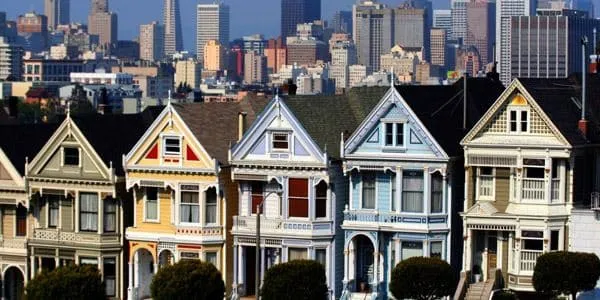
left=355, top=236, right=374, bottom=292
left=487, top=234, right=498, bottom=270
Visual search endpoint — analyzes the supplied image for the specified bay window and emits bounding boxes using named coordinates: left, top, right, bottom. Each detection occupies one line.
left=47, top=195, right=60, bottom=228
left=362, top=172, right=376, bottom=209
left=104, top=198, right=117, bottom=232
left=145, top=187, right=158, bottom=221
left=205, top=187, right=217, bottom=224
left=251, top=182, right=263, bottom=214
left=315, top=181, right=327, bottom=218
left=401, top=241, right=423, bottom=260
left=402, top=171, right=424, bottom=213
left=289, top=178, right=308, bottom=218
left=180, top=185, right=200, bottom=224
left=431, top=173, right=443, bottom=213
left=80, top=193, right=98, bottom=232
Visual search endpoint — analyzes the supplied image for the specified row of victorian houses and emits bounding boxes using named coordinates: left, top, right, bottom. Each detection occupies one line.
left=0, top=74, right=599, bottom=300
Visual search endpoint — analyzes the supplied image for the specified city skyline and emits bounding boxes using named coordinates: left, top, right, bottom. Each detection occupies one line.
left=2, top=0, right=452, bottom=53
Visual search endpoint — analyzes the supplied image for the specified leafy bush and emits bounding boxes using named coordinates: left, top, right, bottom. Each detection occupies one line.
left=150, top=259, right=224, bottom=300
left=389, top=256, right=454, bottom=300
left=492, top=290, right=518, bottom=300
left=533, top=251, right=600, bottom=298
left=261, top=260, right=328, bottom=300
left=26, top=264, right=105, bottom=300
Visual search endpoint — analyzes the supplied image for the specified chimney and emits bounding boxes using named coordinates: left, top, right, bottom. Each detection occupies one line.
left=238, top=112, right=247, bottom=141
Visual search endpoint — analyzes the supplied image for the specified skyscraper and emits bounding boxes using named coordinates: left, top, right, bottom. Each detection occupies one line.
left=45, top=0, right=70, bottom=30
left=353, top=0, right=392, bottom=72
left=196, top=3, right=230, bottom=62
left=394, top=6, right=428, bottom=61
left=281, top=0, right=322, bottom=43
left=163, top=0, right=183, bottom=57
left=433, top=9, right=452, bottom=34
left=465, top=0, right=495, bottom=66
left=331, top=11, right=352, bottom=34
left=496, top=0, right=536, bottom=85
left=0, top=37, right=23, bottom=81
left=88, top=0, right=117, bottom=50
left=91, top=0, right=108, bottom=14
left=451, top=0, right=469, bottom=41
left=430, top=28, right=447, bottom=66
left=140, top=21, right=164, bottom=62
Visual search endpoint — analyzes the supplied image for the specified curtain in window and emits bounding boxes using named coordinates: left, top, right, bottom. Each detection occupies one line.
left=80, top=193, right=98, bottom=231
left=288, top=179, right=308, bottom=218
left=402, top=171, right=423, bottom=213
left=205, top=188, right=217, bottom=224
left=48, top=195, right=60, bottom=227
left=103, top=258, right=116, bottom=297
left=205, top=252, right=218, bottom=266
left=315, top=182, right=327, bottom=218
left=180, top=192, right=199, bottom=223
left=401, top=241, right=423, bottom=260
left=431, top=173, right=443, bottom=213
left=104, top=199, right=117, bottom=232
left=362, top=173, right=376, bottom=209
left=145, top=188, right=158, bottom=220
left=430, top=241, right=443, bottom=259
left=288, top=248, right=307, bottom=261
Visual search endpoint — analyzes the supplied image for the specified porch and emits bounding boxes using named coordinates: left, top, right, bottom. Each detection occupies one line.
left=232, top=216, right=334, bottom=237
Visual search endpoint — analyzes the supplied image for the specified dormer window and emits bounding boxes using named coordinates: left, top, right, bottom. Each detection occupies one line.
left=64, top=147, right=79, bottom=166
left=384, top=123, right=404, bottom=147
left=272, top=133, right=289, bottom=151
left=508, top=108, right=529, bottom=133
left=163, top=137, right=181, bottom=156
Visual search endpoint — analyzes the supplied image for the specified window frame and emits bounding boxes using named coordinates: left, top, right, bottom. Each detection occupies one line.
left=430, top=172, right=444, bottom=213
left=162, top=135, right=182, bottom=157
left=103, top=198, right=117, bottom=233
left=476, top=167, right=495, bottom=201
left=63, top=147, right=80, bottom=167
left=179, top=184, right=201, bottom=225
left=144, top=187, right=159, bottom=223
left=79, top=192, right=99, bottom=232
left=16, top=205, right=27, bottom=237
left=401, top=170, right=424, bottom=213
left=103, top=257, right=117, bottom=297
left=361, top=172, right=376, bottom=210
left=430, top=241, right=443, bottom=259
left=204, top=251, right=218, bottom=267
left=288, top=247, right=307, bottom=261
left=315, top=181, right=328, bottom=219
left=250, top=182, right=264, bottom=215
left=288, top=178, right=309, bottom=218
left=383, top=122, right=405, bottom=148
left=315, top=248, right=327, bottom=268
left=521, top=230, right=544, bottom=251
left=47, top=195, right=60, bottom=228
left=507, top=107, right=530, bottom=133
left=204, top=187, right=218, bottom=225
left=271, top=132, right=290, bottom=152
left=401, top=240, right=424, bottom=260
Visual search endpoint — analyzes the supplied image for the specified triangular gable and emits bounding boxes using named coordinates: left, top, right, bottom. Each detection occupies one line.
left=0, top=148, right=25, bottom=187
left=27, top=117, right=111, bottom=180
left=464, top=201, right=499, bottom=217
left=125, top=104, right=215, bottom=171
left=461, top=79, right=570, bottom=146
left=344, top=87, right=448, bottom=159
left=231, top=97, right=326, bottom=164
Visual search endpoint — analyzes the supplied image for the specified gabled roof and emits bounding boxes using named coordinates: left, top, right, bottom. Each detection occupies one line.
left=173, top=97, right=269, bottom=165
left=517, top=75, right=600, bottom=145
left=396, top=77, right=505, bottom=156
left=0, top=122, right=61, bottom=175
left=283, top=87, right=387, bottom=159
left=71, top=107, right=162, bottom=175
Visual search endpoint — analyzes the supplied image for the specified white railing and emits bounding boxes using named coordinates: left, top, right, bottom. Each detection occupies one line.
left=592, top=192, right=600, bottom=210
left=522, top=178, right=545, bottom=201
left=33, top=229, right=119, bottom=244
left=0, top=237, right=26, bottom=249
left=550, top=179, right=560, bottom=202
left=520, top=250, right=542, bottom=272
left=478, top=176, right=494, bottom=198
left=232, top=216, right=333, bottom=236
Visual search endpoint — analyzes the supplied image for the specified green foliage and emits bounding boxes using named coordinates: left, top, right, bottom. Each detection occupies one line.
left=150, top=259, right=225, bottom=300
left=26, top=264, right=105, bottom=300
left=533, top=251, right=600, bottom=297
left=260, top=259, right=328, bottom=300
left=492, top=290, right=518, bottom=300
left=389, top=256, right=454, bottom=300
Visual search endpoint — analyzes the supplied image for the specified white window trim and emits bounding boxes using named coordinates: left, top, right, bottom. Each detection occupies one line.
left=203, top=251, right=220, bottom=269
left=507, top=107, right=530, bottom=134
left=382, top=121, right=407, bottom=149
left=400, top=240, right=425, bottom=261
left=178, top=184, right=203, bottom=226
left=360, top=172, right=378, bottom=211
left=476, top=167, right=496, bottom=201
left=400, top=170, right=425, bottom=214
left=270, top=131, right=291, bottom=153
left=204, top=186, right=219, bottom=226
left=143, top=187, right=160, bottom=223
left=61, top=146, right=81, bottom=168
left=161, top=134, right=183, bottom=157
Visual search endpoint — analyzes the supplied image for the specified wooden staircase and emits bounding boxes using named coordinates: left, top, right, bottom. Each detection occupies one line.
left=464, top=279, right=495, bottom=300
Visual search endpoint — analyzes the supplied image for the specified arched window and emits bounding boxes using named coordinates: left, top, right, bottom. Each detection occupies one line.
left=315, top=181, right=327, bottom=218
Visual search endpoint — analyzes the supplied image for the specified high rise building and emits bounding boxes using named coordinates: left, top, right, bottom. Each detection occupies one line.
left=0, top=12, right=6, bottom=38
left=243, top=34, right=267, bottom=55
left=465, top=0, right=495, bottom=66
left=433, top=9, right=452, bottom=34
left=496, top=0, right=536, bottom=85
left=139, top=21, right=164, bottom=62
left=175, top=58, right=202, bottom=89
left=286, top=37, right=328, bottom=66
left=17, top=12, right=49, bottom=52
left=511, top=9, right=600, bottom=79
left=575, top=0, right=595, bottom=17
left=331, top=10, right=352, bottom=34
left=244, top=51, right=267, bottom=84
left=353, top=1, right=393, bottom=72
left=451, top=0, right=469, bottom=41
left=0, top=37, right=24, bottom=81
left=281, top=0, right=322, bottom=43
left=265, top=38, right=287, bottom=74
left=196, top=3, right=230, bottom=62
left=394, top=7, right=428, bottom=61
left=163, top=0, right=183, bottom=57
left=430, top=28, right=447, bottom=66
left=204, top=40, right=226, bottom=71
left=330, top=40, right=357, bottom=90
left=88, top=0, right=117, bottom=50
left=45, top=0, right=70, bottom=30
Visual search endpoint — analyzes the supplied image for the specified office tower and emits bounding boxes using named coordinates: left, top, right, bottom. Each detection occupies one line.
left=175, top=58, right=202, bottom=89
left=196, top=3, right=230, bottom=62
left=465, top=0, right=495, bottom=66
left=17, top=12, right=49, bottom=52
left=0, top=37, right=23, bottom=81
left=297, top=22, right=324, bottom=40
left=331, top=10, right=352, bottom=34
left=0, top=12, right=5, bottom=38
left=353, top=1, right=393, bottom=72
left=394, top=7, right=428, bottom=61
left=496, top=0, right=536, bottom=85
left=575, top=0, right=595, bottom=17
left=140, top=21, right=164, bottom=62
left=265, top=38, right=287, bottom=74
left=244, top=51, right=267, bottom=84
left=88, top=0, right=117, bottom=50
left=330, top=40, right=357, bottom=90
left=430, top=28, right=446, bottom=66
left=457, top=45, right=482, bottom=75
left=243, top=34, right=267, bottom=55
left=537, top=0, right=553, bottom=8
left=451, top=0, right=469, bottom=41
left=45, top=0, right=70, bottom=30
left=434, top=9, right=452, bottom=34
left=163, top=0, right=183, bottom=57
left=348, top=64, right=367, bottom=87
left=511, top=9, right=600, bottom=79
left=409, top=0, right=433, bottom=38
left=286, top=38, right=328, bottom=66
left=204, top=40, right=226, bottom=71
left=281, top=0, right=322, bottom=43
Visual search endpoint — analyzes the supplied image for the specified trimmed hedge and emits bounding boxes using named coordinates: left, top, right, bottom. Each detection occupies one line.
left=26, top=264, right=105, bottom=300
left=150, top=259, right=225, bottom=300
left=261, top=260, right=328, bottom=300
left=533, top=251, right=600, bottom=298
left=390, top=256, right=454, bottom=300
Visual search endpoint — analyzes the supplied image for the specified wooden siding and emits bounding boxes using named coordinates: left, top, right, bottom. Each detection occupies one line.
left=2, top=207, right=14, bottom=238
left=134, top=188, right=175, bottom=233
left=466, top=167, right=474, bottom=209
left=495, top=168, right=510, bottom=213
left=61, top=197, right=73, bottom=231
left=0, top=163, right=11, bottom=180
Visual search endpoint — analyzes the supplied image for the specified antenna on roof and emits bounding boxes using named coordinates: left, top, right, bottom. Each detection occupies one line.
left=66, top=100, right=71, bottom=117
left=167, top=89, right=172, bottom=106
left=390, top=67, right=395, bottom=87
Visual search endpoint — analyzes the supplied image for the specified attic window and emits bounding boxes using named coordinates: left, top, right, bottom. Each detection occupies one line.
left=272, top=133, right=289, bottom=151
left=508, top=108, right=529, bottom=133
left=64, top=147, right=79, bottom=166
left=163, top=137, right=181, bottom=156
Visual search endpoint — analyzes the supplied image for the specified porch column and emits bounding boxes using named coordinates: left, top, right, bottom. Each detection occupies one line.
left=238, top=246, right=245, bottom=288
left=97, top=192, right=103, bottom=234
left=74, top=191, right=79, bottom=232
left=30, top=256, right=36, bottom=280
left=559, top=160, right=566, bottom=203
left=508, top=232, right=514, bottom=273
left=260, top=247, right=266, bottom=285
left=133, top=252, right=140, bottom=288
left=37, top=257, right=42, bottom=274
left=128, top=262, right=133, bottom=293
left=464, top=229, right=473, bottom=271
left=343, top=248, right=349, bottom=283
left=373, top=251, right=379, bottom=285
left=233, top=244, right=238, bottom=289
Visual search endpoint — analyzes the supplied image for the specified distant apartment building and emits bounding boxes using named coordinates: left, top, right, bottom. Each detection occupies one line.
left=88, top=0, right=117, bottom=50
left=71, top=70, right=133, bottom=85
left=0, top=37, right=24, bottom=81
left=286, top=37, right=328, bottom=66
left=430, top=28, right=447, bottom=66
left=242, top=34, right=267, bottom=55
left=17, top=12, right=49, bottom=52
left=265, top=38, right=287, bottom=74
left=281, top=0, right=322, bottom=42
left=139, top=21, right=164, bottom=62
left=175, top=58, right=202, bottom=89
left=451, top=0, right=469, bottom=41
left=380, top=45, right=422, bottom=80
left=115, top=64, right=174, bottom=98
left=330, top=40, right=357, bottom=90
left=204, top=40, right=226, bottom=72
left=196, top=3, right=229, bottom=62
left=465, top=0, right=495, bottom=66
left=244, top=51, right=267, bottom=84
left=348, top=64, right=367, bottom=88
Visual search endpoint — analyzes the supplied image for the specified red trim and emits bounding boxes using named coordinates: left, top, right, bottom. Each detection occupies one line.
left=146, top=144, right=158, bottom=159
left=177, top=244, right=203, bottom=250
left=187, top=146, right=199, bottom=161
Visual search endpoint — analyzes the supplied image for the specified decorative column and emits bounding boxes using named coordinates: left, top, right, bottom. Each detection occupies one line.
left=128, top=262, right=133, bottom=295
left=260, top=247, right=266, bottom=285
left=97, top=192, right=103, bottom=234
left=30, top=256, right=36, bottom=280
left=545, top=157, right=552, bottom=204
left=74, top=191, right=79, bottom=232
left=423, top=167, right=430, bottom=214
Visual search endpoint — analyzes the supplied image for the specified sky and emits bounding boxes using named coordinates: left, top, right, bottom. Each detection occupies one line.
left=3, top=0, right=450, bottom=52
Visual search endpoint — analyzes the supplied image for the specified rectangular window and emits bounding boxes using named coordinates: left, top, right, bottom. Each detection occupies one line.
left=205, top=188, right=217, bottom=224
left=16, top=206, right=27, bottom=237
left=385, top=123, right=394, bottom=146
left=163, top=137, right=181, bottom=156
left=180, top=252, right=200, bottom=260
left=315, top=182, right=327, bottom=218
left=104, top=198, right=116, bottom=232
left=550, top=230, right=559, bottom=251
left=509, top=109, right=528, bottom=133
left=402, top=171, right=424, bottom=213
left=522, top=230, right=544, bottom=250
left=289, top=178, right=308, bottom=218
left=289, top=248, right=307, bottom=261
left=251, top=182, right=263, bottom=214
left=48, top=195, right=60, bottom=228
left=80, top=193, right=99, bottom=232
left=401, top=241, right=423, bottom=260
left=509, top=110, right=518, bottom=132
left=391, top=173, right=397, bottom=211
left=64, top=147, right=79, bottom=166
left=315, top=249, right=327, bottom=267
left=272, top=133, right=289, bottom=150
left=430, top=241, right=443, bottom=259
left=145, top=187, right=158, bottom=221
left=431, top=173, right=443, bottom=213
left=103, top=258, right=116, bottom=297
left=180, top=187, right=200, bottom=223
left=384, top=123, right=404, bottom=146
left=205, top=252, right=218, bottom=266
left=478, top=167, right=494, bottom=199
left=80, top=257, right=98, bottom=265
left=395, top=123, right=404, bottom=146
left=520, top=111, right=528, bottom=132
left=362, top=172, right=376, bottom=209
